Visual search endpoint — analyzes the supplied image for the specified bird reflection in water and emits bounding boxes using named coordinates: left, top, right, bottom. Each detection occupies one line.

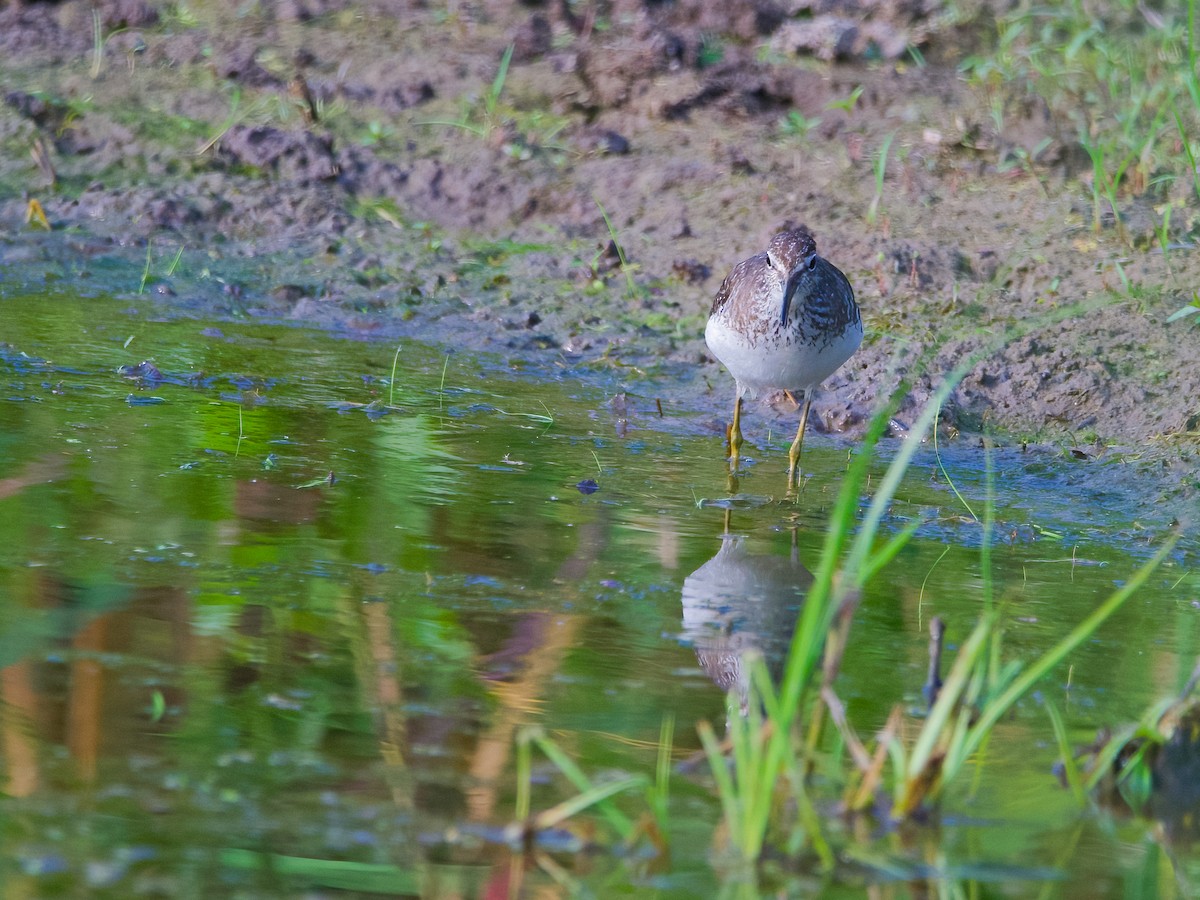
left=681, top=526, right=812, bottom=719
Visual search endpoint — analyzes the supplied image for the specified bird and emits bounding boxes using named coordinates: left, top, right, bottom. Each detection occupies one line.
left=705, top=227, right=861, bottom=490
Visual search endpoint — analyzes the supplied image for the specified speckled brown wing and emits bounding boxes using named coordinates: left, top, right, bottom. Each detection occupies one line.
left=709, top=268, right=736, bottom=317
left=709, top=253, right=768, bottom=317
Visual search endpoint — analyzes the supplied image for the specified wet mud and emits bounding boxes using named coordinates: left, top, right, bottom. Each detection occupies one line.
left=1, top=0, right=1198, bottom=501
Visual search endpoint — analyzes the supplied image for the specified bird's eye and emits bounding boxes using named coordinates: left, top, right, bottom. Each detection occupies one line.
left=806, top=255, right=817, bottom=271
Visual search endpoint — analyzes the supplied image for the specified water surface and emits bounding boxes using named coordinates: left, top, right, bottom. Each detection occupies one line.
left=0, top=287, right=1194, bottom=896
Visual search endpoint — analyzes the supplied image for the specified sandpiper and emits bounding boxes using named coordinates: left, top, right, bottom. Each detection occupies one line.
left=705, top=228, right=861, bottom=489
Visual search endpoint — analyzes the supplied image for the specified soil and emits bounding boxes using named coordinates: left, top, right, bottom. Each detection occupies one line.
left=1, top=0, right=1198, bottom=497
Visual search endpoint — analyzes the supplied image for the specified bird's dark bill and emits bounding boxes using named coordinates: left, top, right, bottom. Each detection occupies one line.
left=780, top=270, right=802, bottom=325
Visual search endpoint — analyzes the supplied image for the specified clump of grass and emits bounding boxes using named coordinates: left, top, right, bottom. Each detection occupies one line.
left=875, top=535, right=1174, bottom=818
left=514, top=726, right=645, bottom=842
left=693, top=364, right=1176, bottom=864
left=779, top=109, right=821, bottom=141
left=1052, top=658, right=1200, bottom=821
left=419, top=45, right=567, bottom=158
left=487, top=325, right=1176, bottom=879
left=506, top=723, right=673, bottom=886
left=696, top=362, right=958, bottom=860
left=960, top=1, right=1200, bottom=223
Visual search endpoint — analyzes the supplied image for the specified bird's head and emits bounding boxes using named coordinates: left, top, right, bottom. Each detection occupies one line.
left=766, top=229, right=819, bottom=326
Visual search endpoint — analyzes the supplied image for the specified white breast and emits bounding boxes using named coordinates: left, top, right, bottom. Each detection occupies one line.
left=705, top=315, right=862, bottom=399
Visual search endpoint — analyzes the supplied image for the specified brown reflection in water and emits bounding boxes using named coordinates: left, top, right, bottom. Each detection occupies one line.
left=467, top=610, right=582, bottom=823
left=0, top=456, right=77, bottom=793
left=464, top=518, right=607, bottom=823
left=0, top=455, right=612, bottom=894
left=65, top=615, right=108, bottom=782
left=1, top=578, right=196, bottom=790
left=331, top=512, right=609, bottom=897
left=2, top=660, right=40, bottom=797
left=233, top=476, right=322, bottom=527
left=358, top=597, right=413, bottom=811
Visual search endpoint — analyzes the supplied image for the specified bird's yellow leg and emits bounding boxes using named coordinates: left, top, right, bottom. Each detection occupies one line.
left=727, top=395, right=744, bottom=467
left=787, top=392, right=813, bottom=491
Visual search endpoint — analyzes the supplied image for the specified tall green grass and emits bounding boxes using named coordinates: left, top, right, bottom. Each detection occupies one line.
left=492, top=339, right=1176, bottom=882
left=960, top=0, right=1200, bottom=240
left=694, top=358, right=1177, bottom=868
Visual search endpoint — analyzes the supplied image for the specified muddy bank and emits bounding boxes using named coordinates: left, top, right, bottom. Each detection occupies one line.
left=1, top=0, right=1198, bottom=490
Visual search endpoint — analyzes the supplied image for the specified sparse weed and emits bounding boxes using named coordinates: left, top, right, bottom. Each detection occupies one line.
left=351, top=196, right=410, bottom=229
left=698, top=34, right=725, bottom=67
left=457, top=236, right=553, bottom=275
left=693, top=369, right=1176, bottom=865
left=1166, top=293, right=1200, bottom=325
left=138, top=241, right=186, bottom=294
left=779, top=109, right=821, bottom=140
left=1107, top=258, right=1161, bottom=314
left=1171, top=102, right=1200, bottom=201
left=997, top=136, right=1052, bottom=191
left=418, top=45, right=567, bottom=158
left=90, top=7, right=128, bottom=79
left=865, top=133, right=894, bottom=227
left=360, top=119, right=392, bottom=146
left=419, top=44, right=515, bottom=140
left=162, top=1, right=201, bottom=29
left=195, top=85, right=253, bottom=155
left=594, top=196, right=642, bottom=299
left=826, top=85, right=864, bottom=113
left=483, top=44, right=513, bottom=125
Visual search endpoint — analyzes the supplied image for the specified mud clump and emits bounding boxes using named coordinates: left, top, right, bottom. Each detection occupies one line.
left=218, top=126, right=339, bottom=186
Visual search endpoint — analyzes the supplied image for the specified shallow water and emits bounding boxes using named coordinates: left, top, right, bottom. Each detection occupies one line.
left=0, top=286, right=1195, bottom=896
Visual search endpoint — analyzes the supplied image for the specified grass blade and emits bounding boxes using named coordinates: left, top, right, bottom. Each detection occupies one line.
left=219, top=849, right=421, bottom=894
left=959, top=534, right=1178, bottom=764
